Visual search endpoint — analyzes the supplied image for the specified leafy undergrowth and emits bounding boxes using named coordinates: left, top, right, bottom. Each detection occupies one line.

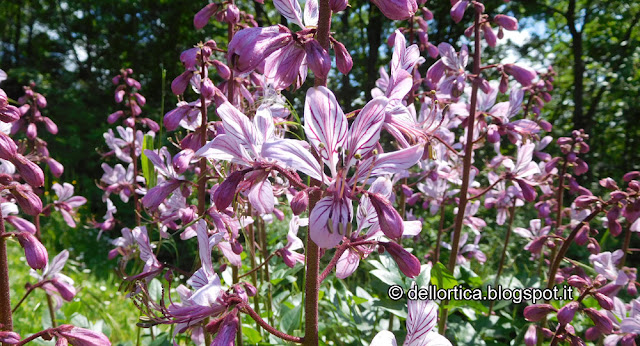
left=7, top=241, right=169, bottom=345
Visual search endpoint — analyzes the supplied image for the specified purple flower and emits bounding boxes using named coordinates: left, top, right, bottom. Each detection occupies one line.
left=52, top=183, right=87, bottom=228
left=370, top=298, right=451, bottom=345
left=10, top=183, right=43, bottom=216
left=0, top=331, right=20, bottom=344
left=127, top=226, right=163, bottom=282
left=276, top=216, right=307, bottom=268
left=450, top=0, right=469, bottom=23
left=370, top=0, right=418, bottom=20
left=57, top=326, right=111, bottom=346
left=10, top=154, right=44, bottom=187
left=31, top=250, right=77, bottom=308
left=17, top=232, right=48, bottom=270
left=524, top=304, right=557, bottom=322
left=264, top=87, right=422, bottom=248
left=513, top=219, right=551, bottom=255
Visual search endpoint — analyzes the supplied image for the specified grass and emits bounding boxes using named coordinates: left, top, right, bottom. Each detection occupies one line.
left=6, top=234, right=169, bottom=345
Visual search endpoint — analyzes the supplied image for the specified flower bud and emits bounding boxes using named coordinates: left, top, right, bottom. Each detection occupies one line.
left=574, top=225, right=589, bottom=246
left=0, top=132, right=17, bottom=160
left=41, top=117, right=58, bottom=135
left=10, top=184, right=43, bottom=216
left=172, top=149, right=195, bottom=174
left=46, top=157, right=64, bottom=178
left=11, top=154, right=44, bottom=187
left=593, top=292, right=613, bottom=310
left=225, top=4, right=240, bottom=24
left=231, top=240, right=243, bottom=255
left=494, top=14, right=518, bottom=30
left=212, top=60, right=231, bottom=80
left=333, top=39, right=353, bottom=75
left=523, top=304, right=557, bottom=322
left=194, top=3, right=218, bottom=29
left=213, top=170, right=246, bottom=211
left=567, top=275, right=588, bottom=289
left=0, top=331, right=21, bottom=344
left=371, top=0, right=418, bottom=20
left=574, top=195, right=599, bottom=208
left=107, top=110, right=124, bottom=124
left=524, top=325, right=537, bottom=346
left=450, top=0, right=469, bottom=23
left=557, top=301, right=579, bottom=325
left=628, top=281, right=637, bottom=296
left=171, top=71, right=194, bottom=95
left=201, top=78, right=216, bottom=100
left=58, top=326, right=110, bottom=346
left=574, top=159, right=588, bottom=175
left=516, top=179, right=537, bottom=202
left=482, top=23, right=497, bottom=47
left=504, top=64, right=537, bottom=86
left=243, top=282, right=257, bottom=297
left=123, top=117, right=135, bottom=127
left=380, top=241, right=421, bottom=278
left=114, top=89, right=125, bottom=104
left=623, top=171, right=640, bottom=182
left=0, top=104, right=21, bottom=123
left=51, top=279, right=77, bottom=301
left=583, top=308, right=613, bottom=334
left=17, top=232, right=48, bottom=269
left=134, top=93, right=146, bottom=106
left=291, top=190, right=309, bottom=215
left=584, top=327, right=601, bottom=341
left=369, top=193, right=404, bottom=240
left=330, top=0, right=348, bottom=12
left=26, top=123, right=37, bottom=140
left=599, top=178, right=618, bottom=190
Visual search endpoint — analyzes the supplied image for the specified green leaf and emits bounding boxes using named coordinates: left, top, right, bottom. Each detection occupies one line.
left=242, top=325, right=262, bottom=344
left=280, top=304, right=302, bottom=334
left=148, top=278, right=163, bottom=302
left=430, top=262, right=458, bottom=290
left=149, top=332, right=171, bottom=346
left=141, top=135, right=157, bottom=188
left=370, top=269, right=404, bottom=286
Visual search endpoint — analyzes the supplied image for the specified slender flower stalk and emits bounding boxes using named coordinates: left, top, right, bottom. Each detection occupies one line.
left=439, top=5, right=483, bottom=334
left=304, top=1, right=332, bottom=344
left=488, top=202, right=517, bottom=315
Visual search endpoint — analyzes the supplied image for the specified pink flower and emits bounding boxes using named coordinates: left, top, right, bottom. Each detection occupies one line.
left=370, top=0, right=418, bottom=20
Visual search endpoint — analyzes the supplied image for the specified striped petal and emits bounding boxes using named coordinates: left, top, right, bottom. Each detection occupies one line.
left=274, top=0, right=305, bottom=28
left=345, top=97, right=387, bottom=165
left=304, top=87, right=348, bottom=176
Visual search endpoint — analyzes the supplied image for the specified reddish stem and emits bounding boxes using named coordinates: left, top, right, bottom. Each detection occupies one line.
left=439, top=8, right=483, bottom=334
left=0, top=214, right=13, bottom=344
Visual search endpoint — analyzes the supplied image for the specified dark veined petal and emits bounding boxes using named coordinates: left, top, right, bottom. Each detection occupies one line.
left=196, top=135, right=254, bottom=166
left=336, top=248, right=361, bottom=279
left=345, top=97, right=387, bottom=165
left=304, top=87, right=348, bottom=175
left=247, top=173, right=275, bottom=215
left=216, top=102, right=258, bottom=153
left=273, top=0, right=305, bottom=28
left=309, top=196, right=346, bottom=249
left=355, top=144, right=423, bottom=182
left=404, top=299, right=439, bottom=345
left=262, top=139, right=324, bottom=182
